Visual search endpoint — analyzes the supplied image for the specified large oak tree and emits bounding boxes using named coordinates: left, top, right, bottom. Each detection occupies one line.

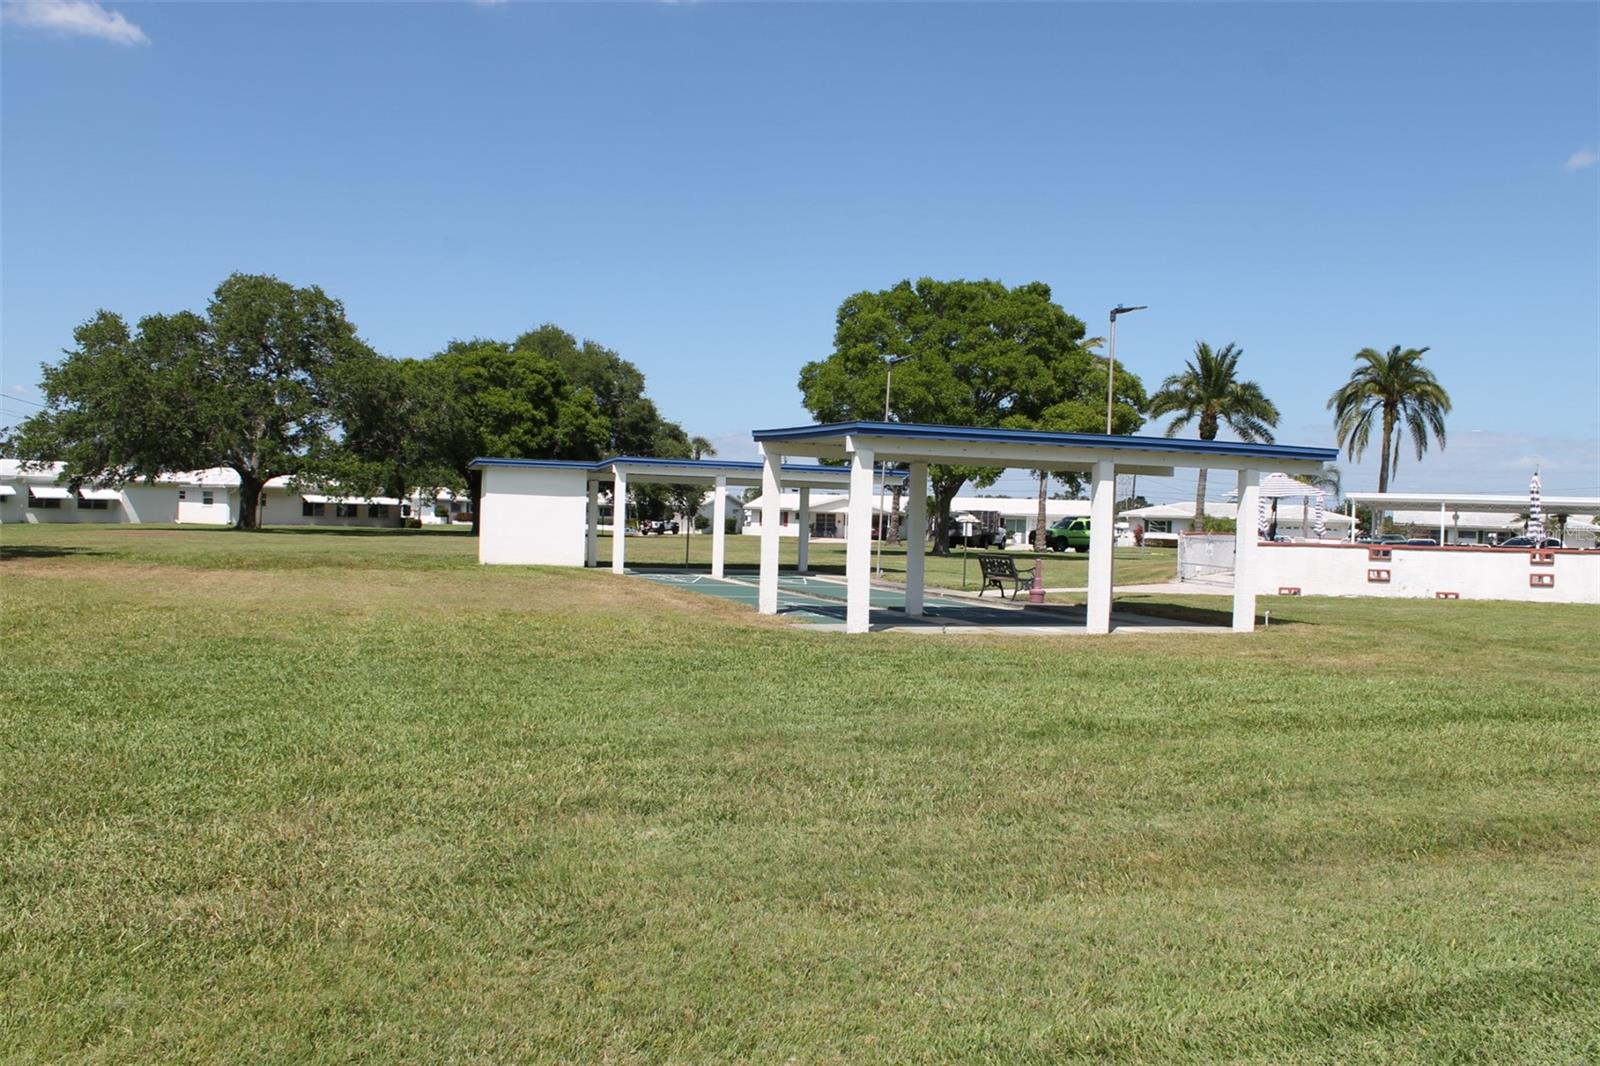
left=798, top=278, right=1145, bottom=553
left=10, top=273, right=381, bottom=529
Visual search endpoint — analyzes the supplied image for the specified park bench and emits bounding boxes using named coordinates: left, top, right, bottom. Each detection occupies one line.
left=977, top=553, right=1035, bottom=599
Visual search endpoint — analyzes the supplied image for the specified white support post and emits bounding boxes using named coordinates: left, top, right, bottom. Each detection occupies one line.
left=585, top=480, right=600, bottom=567
left=905, top=462, right=928, bottom=617
left=610, top=468, right=628, bottom=574
left=758, top=448, right=783, bottom=615
left=711, top=475, right=728, bottom=578
left=1086, top=458, right=1117, bottom=634
left=796, top=487, right=811, bottom=574
left=1439, top=501, right=1447, bottom=545
left=845, top=441, right=876, bottom=634
left=1233, top=468, right=1260, bottom=632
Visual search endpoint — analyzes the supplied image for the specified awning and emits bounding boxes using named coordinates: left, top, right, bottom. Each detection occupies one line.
left=28, top=485, right=72, bottom=500
left=77, top=487, right=122, bottom=501
left=302, top=494, right=399, bottom=506
left=0, top=485, right=14, bottom=497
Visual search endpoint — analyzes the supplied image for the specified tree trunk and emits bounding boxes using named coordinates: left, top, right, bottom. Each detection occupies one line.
left=930, top=476, right=963, bottom=555
left=1377, top=411, right=1395, bottom=495
left=1373, top=410, right=1395, bottom=538
left=468, top=468, right=483, bottom=537
left=235, top=472, right=265, bottom=531
left=1034, top=470, right=1049, bottom=551
left=889, top=483, right=904, bottom=544
left=1195, top=411, right=1218, bottom=524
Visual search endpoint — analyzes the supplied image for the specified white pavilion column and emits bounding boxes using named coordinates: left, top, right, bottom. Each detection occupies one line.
left=905, top=462, right=928, bottom=617
left=585, top=480, right=600, bottom=567
left=610, top=468, right=628, bottom=574
left=758, top=448, right=783, bottom=615
left=1233, top=468, right=1261, bottom=632
left=711, top=475, right=728, bottom=578
left=1086, top=458, right=1117, bottom=634
left=845, top=442, right=876, bottom=634
left=796, top=487, right=811, bottom=574
left=1439, top=501, right=1447, bottom=544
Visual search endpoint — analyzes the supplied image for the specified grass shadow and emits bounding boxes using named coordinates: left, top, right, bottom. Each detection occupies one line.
left=1114, top=597, right=1310, bottom=628
left=0, top=544, right=100, bottom=561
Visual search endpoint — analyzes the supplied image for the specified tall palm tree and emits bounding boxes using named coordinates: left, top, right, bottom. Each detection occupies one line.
left=689, top=436, right=717, bottom=461
left=1148, top=342, right=1280, bottom=520
left=1328, top=346, right=1450, bottom=495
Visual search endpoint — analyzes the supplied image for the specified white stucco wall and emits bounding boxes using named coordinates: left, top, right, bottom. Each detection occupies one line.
left=1255, top=543, right=1599, bottom=604
left=176, top=492, right=237, bottom=525
left=478, top=465, right=590, bottom=566
left=2, top=488, right=130, bottom=524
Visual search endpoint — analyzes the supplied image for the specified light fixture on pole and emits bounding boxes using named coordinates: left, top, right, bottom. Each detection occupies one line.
left=1106, top=304, right=1147, bottom=434
left=877, top=354, right=912, bottom=576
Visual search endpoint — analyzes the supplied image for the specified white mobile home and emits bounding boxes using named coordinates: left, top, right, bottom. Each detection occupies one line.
left=0, top=460, right=237, bottom=525
left=258, top=477, right=406, bottom=528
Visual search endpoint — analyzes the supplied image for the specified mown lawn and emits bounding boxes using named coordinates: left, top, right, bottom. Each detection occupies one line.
left=2, top=523, right=1598, bottom=1063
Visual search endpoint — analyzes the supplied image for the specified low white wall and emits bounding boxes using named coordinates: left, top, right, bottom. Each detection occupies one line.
left=1256, top=543, right=1599, bottom=604
left=478, top=466, right=589, bottom=566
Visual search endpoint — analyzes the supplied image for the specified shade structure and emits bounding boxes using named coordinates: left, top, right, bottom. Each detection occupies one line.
left=751, top=420, right=1339, bottom=634
left=1528, top=472, right=1544, bottom=541
left=76, top=487, right=122, bottom=501
left=28, top=485, right=72, bottom=500
left=1257, top=472, right=1323, bottom=499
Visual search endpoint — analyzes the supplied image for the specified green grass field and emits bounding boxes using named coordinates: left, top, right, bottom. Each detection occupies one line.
left=3, top=523, right=1598, bottom=1062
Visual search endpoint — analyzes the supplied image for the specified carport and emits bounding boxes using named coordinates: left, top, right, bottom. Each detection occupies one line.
left=751, top=421, right=1338, bottom=634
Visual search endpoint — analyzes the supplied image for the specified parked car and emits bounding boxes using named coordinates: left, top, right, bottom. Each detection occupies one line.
left=1404, top=537, right=1439, bottom=546
left=1045, top=517, right=1093, bottom=553
left=1495, top=536, right=1563, bottom=549
left=639, top=519, right=680, bottom=535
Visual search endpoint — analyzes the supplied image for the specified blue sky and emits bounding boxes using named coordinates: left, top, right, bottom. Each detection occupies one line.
left=3, top=0, right=1596, bottom=502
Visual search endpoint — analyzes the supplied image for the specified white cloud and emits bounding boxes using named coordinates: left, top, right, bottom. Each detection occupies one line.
left=1566, top=147, right=1597, bottom=172
left=2, top=0, right=149, bottom=45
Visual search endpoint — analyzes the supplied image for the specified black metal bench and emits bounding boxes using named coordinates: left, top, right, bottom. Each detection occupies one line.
left=977, top=553, right=1035, bottom=599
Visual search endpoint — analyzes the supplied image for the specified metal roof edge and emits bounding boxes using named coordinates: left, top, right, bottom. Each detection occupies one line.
left=751, top=420, right=1339, bottom=462
left=468, top=457, right=598, bottom=471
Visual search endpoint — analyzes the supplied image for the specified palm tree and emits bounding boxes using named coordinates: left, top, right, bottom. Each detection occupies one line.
left=1327, top=346, right=1450, bottom=494
left=1148, top=342, right=1280, bottom=521
left=689, top=436, right=717, bottom=461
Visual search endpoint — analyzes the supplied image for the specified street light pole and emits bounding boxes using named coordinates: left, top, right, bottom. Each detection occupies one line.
left=1106, top=304, right=1147, bottom=434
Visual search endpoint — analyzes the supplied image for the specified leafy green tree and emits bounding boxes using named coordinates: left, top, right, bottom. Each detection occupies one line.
left=407, top=339, right=610, bottom=532
left=513, top=325, right=676, bottom=456
left=799, top=278, right=1141, bottom=554
left=1147, top=341, right=1279, bottom=520
left=1328, top=345, right=1450, bottom=495
left=9, top=273, right=380, bottom=529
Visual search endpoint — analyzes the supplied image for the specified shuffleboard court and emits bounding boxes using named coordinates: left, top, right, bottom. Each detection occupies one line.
left=629, top=567, right=1109, bottom=630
